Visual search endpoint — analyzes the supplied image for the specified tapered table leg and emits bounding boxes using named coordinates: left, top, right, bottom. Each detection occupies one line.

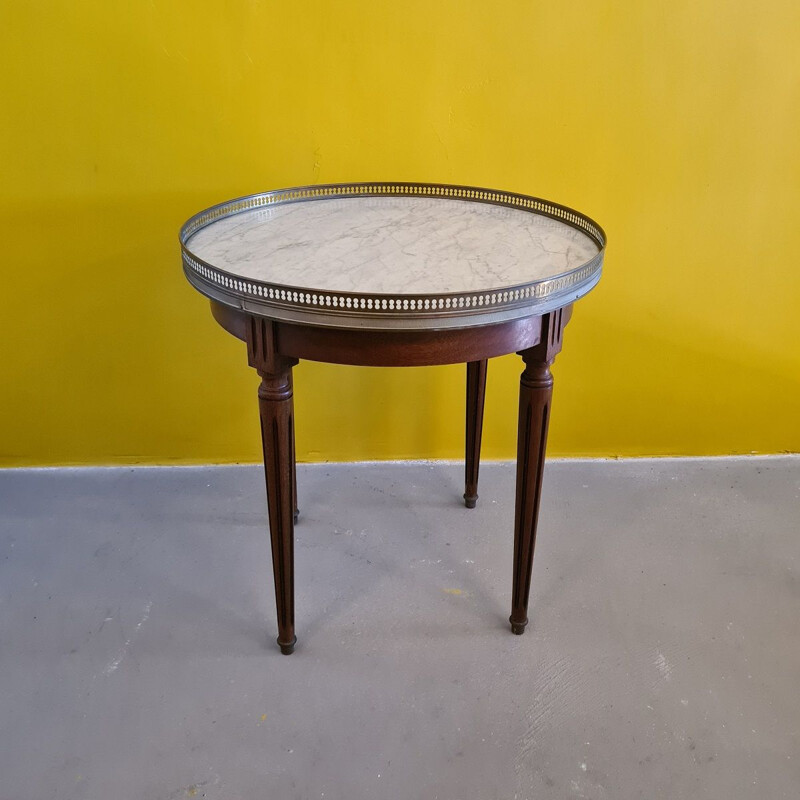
left=464, top=359, right=488, bottom=508
left=510, top=309, right=568, bottom=635
left=258, top=366, right=297, bottom=654
left=247, top=316, right=299, bottom=654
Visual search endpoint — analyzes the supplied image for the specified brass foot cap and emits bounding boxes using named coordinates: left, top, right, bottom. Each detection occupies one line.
left=278, top=636, right=297, bottom=655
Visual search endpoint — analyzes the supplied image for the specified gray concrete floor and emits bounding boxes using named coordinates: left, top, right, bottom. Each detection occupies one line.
left=0, top=458, right=798, bottom=800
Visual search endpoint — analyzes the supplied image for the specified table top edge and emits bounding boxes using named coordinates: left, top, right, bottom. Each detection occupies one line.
left=180, top=181, right=605, bottom=330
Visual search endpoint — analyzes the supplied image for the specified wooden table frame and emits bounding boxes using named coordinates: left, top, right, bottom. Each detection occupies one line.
left=211, top=300, right=572, bottom=654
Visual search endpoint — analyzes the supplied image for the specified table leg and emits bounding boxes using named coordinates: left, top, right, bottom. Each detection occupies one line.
left=464, top=359, right=488, bottom=508
left=510, top=309, right=568, bottom=635
left=257, top=365, right=297, bottom=654
left=247, top=316, right=299, bottom=654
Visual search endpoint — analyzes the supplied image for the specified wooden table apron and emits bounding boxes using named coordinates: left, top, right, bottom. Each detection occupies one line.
left=210, top=299, right=572, bottom=655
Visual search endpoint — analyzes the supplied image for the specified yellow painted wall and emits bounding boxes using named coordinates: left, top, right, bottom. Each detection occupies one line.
left=2, top=1, right=798, bottom=466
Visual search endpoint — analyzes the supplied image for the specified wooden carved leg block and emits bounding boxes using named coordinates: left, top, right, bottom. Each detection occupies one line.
left=509, top=308, right=568, bottom=635
left=464, top=359, right=488, bottom=508
left=258, top=366, right=297, bottom=654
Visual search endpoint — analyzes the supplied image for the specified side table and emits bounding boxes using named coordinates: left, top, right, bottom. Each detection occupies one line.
left=180, top=182, right=605, bottom=653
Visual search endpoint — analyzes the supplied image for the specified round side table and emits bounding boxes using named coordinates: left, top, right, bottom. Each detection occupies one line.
left=180, top=182, right=606, bottom=654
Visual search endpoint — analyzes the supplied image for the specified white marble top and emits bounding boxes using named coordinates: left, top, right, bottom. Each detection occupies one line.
left=187, top=196, right=599, bottom=295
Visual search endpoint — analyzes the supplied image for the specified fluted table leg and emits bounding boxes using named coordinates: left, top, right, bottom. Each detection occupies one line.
left=258, top=366, right=297, bottom=654
left=247, top=317, right=299, bottom=654
left=510, top=308, right=569, bottom=635
left=464, top=359, right=488, bottom=508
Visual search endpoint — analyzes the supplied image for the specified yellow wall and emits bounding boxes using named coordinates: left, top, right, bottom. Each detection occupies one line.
left=2, top=1, right=798, bottom=466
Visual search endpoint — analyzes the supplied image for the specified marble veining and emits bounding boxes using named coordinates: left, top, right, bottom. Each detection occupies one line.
left=187, top=197, right=599, bottom=295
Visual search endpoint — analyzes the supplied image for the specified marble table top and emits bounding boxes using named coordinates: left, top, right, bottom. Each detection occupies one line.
left=181, top=183, right=605, bottom=330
